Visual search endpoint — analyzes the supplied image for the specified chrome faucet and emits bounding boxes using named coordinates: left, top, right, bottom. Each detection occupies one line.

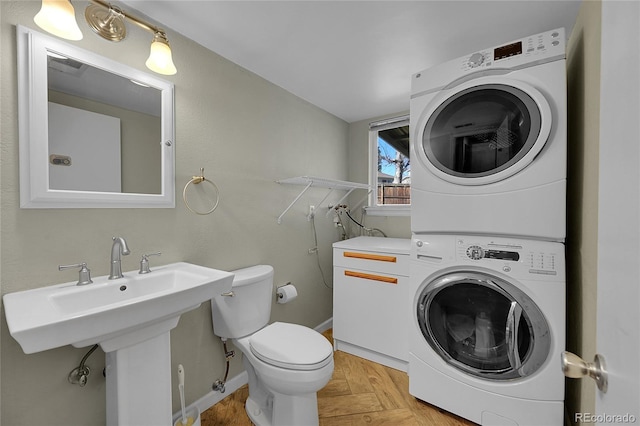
left=108, top=236, right=130, bottom=280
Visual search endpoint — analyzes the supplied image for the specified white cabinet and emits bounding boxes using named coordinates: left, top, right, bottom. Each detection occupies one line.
left=332, top=237, right=410, bottom=371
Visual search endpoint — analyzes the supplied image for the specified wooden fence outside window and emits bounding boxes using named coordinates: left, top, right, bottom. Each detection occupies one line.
left=377, top=183, right=410, bottom=205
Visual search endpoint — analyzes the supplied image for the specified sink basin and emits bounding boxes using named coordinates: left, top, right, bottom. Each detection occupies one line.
left=3, top=262, right=234, bottom=354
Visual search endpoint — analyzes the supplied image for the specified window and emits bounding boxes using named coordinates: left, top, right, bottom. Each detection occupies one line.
left=367, top=115, right=410, bottom=215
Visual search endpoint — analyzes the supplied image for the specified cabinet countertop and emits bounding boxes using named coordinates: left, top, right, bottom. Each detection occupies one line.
left=332, top=236, right=411, bottom=255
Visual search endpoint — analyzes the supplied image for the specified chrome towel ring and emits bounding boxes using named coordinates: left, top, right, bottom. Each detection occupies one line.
left=183, top=168, right=220, bottom=215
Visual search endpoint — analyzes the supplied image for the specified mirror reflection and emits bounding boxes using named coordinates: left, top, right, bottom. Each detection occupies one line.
left=47, top=52, right=162, bottom=194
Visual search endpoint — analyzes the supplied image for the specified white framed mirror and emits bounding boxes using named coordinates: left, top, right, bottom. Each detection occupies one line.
left=16, top=25, right=175, bottom=208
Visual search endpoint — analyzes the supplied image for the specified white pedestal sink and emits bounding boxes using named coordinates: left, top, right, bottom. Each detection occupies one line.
left=3, top=262, right=234, bottom=426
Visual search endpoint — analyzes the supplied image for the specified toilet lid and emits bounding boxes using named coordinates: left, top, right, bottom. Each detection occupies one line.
left=249, top=322, right=333, bottom=371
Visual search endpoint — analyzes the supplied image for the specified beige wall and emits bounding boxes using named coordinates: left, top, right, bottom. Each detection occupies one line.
left=1, top=1, right=348, bottom=425
left=566, top=1, right=601, bottom=423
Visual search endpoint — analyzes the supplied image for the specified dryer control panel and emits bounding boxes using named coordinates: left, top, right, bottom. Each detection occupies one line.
left=411, top=28, right=566, bottom=96
left=461, top=29, right=565, bottom=72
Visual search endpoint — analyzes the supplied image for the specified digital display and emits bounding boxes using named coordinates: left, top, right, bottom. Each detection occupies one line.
left=486, top=250, right=520, bottom=261
left=494, top=41, right=523, bottom=60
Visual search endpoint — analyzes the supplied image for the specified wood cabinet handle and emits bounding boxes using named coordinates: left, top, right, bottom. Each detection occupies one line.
left=343, top=251, right=397, bottom=263
left=344, top=270, right=398, bottom=284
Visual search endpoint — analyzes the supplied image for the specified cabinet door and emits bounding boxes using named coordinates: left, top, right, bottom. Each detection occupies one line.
left=333, top=266, right=408, bottom=361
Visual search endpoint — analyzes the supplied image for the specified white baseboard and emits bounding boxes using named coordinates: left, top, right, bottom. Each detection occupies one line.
left=172, top=317, right=333, bottom=420
left=315, top=317, right=333, bottom=334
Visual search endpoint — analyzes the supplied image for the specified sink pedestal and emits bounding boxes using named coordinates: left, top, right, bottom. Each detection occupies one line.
left=105, top=323, right=176, bottom=426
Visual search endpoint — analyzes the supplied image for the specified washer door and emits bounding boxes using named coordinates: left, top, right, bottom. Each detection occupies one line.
left=416, top=271, right=551, bottom=380
left=419, top=77, right=552, bottom=185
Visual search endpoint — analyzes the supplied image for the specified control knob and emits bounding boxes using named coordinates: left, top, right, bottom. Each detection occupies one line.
left=468, top=52, right=484, bottom=68
left=466, top=245, right=484, bottom=260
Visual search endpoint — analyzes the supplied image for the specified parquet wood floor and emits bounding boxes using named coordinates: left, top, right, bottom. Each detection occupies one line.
left=201, top=329, right=475, bottom=426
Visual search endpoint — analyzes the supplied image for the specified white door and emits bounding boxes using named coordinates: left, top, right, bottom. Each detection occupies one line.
left=595, top=1, right=639, bottom=422
left=48, top=102, right=122, bottom=192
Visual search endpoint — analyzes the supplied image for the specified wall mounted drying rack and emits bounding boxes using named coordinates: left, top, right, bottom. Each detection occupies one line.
left=276, top=176, right=370, bottom=224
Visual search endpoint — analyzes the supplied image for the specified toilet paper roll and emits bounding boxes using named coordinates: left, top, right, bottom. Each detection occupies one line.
left=276, top=284, right=298, bottom=304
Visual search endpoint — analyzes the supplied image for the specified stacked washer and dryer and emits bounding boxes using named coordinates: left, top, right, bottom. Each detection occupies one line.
left=408, top=29, right=567, bottom=425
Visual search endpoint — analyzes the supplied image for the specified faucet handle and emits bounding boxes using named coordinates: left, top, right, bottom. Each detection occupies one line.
left=59, top=262, right=93, bottom=286
left=139, top=252, right=161, bottom=274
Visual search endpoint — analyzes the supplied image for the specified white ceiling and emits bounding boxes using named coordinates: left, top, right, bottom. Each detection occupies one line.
left=121, top=0, right=582, bottom=123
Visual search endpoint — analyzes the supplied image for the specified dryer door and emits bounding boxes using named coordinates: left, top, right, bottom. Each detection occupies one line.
left=416, top=271, right=551, bottom=380
left=418, top=78, right=552, bottom=185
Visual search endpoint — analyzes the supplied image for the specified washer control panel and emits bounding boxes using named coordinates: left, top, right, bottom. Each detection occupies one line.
left=412, top=235, right=565, bottom=280
left=456, top=237, right=560, bottom=276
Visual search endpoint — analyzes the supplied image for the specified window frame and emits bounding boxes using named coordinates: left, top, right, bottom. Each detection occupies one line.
left=366, top=115, right=411, bottom=216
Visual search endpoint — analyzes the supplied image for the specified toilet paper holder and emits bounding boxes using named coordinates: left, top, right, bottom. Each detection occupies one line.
left=276, top=282, right=297, bottom=304
left=276, top=282, right=291, bottom=301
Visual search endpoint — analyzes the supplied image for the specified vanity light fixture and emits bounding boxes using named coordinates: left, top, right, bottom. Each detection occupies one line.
left=34, top=0, right=178, bottom=75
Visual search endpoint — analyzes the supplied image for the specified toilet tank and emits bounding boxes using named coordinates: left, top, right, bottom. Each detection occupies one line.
left=211, top=265, right=274, bottom=339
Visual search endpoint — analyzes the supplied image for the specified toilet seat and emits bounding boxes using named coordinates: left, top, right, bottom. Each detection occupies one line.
left=249, top=322, right=333, bottom=371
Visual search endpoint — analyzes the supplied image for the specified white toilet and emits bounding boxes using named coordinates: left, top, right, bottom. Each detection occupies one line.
left=211, top=265, right=334, bottom=426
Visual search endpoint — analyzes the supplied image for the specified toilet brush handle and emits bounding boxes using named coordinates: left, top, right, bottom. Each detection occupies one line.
left=178, top=364, right=185, bottom=387
left=178, top=364, right=186, bottom=423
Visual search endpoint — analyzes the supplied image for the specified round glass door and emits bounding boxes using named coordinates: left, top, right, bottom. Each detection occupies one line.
left=422, top=83, right=544, bottom=181
left=416, top=271, right=551, bottom=380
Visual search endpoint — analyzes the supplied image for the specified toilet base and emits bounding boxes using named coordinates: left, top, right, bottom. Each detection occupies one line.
left=245, top=392, right=319, bottom=426
left=241, top=352, right=323, bottom=426
left=245, top=397, right=270, bottom=426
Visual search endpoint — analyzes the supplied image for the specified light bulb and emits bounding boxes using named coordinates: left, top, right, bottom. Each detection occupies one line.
left=34, top=0, right=83, bottom=41
left=145, top=33, right=177, bottom=76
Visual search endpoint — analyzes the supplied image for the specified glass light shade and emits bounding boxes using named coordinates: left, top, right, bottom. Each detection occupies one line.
left=145, top=35, right=177, bottom=76
left=34, top=0, right=83, bottom=41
